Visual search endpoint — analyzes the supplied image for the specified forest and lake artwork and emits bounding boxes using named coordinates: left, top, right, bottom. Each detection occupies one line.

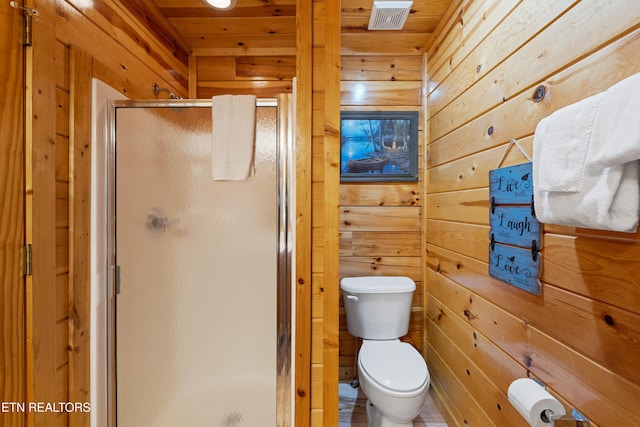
left=340, top=111, right=418, bottom=182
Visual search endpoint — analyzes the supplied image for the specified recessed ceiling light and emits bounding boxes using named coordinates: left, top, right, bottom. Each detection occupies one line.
left=204, top=0, right=237, bottom=10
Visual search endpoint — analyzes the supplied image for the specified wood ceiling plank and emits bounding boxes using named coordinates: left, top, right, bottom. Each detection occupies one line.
left=341, top=0, right=451, bottom=15
left=170, top=16, right=295, bottom=35
left=341, top=16, right=441, bottom=33
left=159, top=5, right=296, bottom=18
left=185, top=33, right=295, bottom=50
left=117, top=0, right=192, bottom=63
left=192, top=46, right=297, bottom=57
left=154, top=0, right=295, bottom=7
left=138, top=0, right=453, bottom=59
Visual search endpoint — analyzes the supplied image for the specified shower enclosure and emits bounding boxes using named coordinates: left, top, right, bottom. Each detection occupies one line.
left=105, top=96, right=293, bottom=426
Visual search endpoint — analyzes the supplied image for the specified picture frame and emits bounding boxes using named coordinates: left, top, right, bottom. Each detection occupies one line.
left=340, top=110, right=419, bottom=182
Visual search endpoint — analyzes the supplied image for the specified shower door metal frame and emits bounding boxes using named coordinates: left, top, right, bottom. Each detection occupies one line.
left=105, top=97, right=292, bottom=426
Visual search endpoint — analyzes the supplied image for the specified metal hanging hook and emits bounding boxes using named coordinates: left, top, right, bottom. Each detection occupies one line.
left=152, top=83, right=181, bottom=99
left=9, top=1, right=39, bottom=16
left=10, top=1, right=38, bottom=45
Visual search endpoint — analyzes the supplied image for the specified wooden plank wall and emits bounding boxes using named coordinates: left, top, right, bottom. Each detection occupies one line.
left=55, top=38, right=72, bottom=427
left=310, top=2, right=326, bottom=422
left=7, top=1, right=306, bottom=426
left=338, top=57, right=425, bottom=379
left=322, top=0, right=341, bottom=424
left=294, top=0, right=313, bottom=424
left=18, top=0, right=189, bottom=425
left=193, top=55, right=295, bottom=98
left=146, top=0, right=297, bottom=99
left=0, top=2, right=25, bottom=426
left=186, top=11, right=296, bottom=98
left=25, top=0, right=296, bottom=426
left=309, top=0, right=341, bottom=425
left=28, top=2, right=64, bottom=424
left=425, top=1, right=640, bottom=426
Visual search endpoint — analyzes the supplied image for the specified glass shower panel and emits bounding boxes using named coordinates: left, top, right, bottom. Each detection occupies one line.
left=114, top=105, right=277, bottom=426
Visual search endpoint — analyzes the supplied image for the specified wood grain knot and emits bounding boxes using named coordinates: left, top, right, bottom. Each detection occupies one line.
left=602, top=313, right=615, bottom=326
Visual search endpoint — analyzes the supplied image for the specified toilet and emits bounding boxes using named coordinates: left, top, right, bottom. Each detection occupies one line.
left=340, top=276, right=430, bottom=427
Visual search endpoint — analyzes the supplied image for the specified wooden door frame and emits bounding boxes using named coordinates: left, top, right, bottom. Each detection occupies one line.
left=0, top=3, right=26, bottom=425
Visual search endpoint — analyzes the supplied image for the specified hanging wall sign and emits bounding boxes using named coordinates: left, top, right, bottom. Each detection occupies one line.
left=489, top=162, right=533, bottom=204
left=488, top=162, right=542, bottom=295
left=488, top=243, right=540, bottom=295
left=490, top=205, right=540, bottom=248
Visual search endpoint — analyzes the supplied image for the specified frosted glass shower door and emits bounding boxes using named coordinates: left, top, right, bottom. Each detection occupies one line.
left=113, top=104, right=277, bottom=426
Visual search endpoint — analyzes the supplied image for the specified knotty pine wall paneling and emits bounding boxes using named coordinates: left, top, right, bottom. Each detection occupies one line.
left=295, top=0, right=313, bottom=424
left=310, top=3, right=325, bottom=423
left=339, top=51, right=425, bottom=379
left=121, top=0, right=298, bottom=97
left=27, top=2, right=61, bottom=425
left=194, top=55, right=295, bottom=98
left=21, top=0, right=190, bottom=425
left=426, top=1, right=640, bottom=425
left=0, top=2, right=25, bottom=426
left=181, top=3, right=296, bottom=99
left=311, top=0, right=340, bottom=426
left=68, top=45, right=94, bottom=427
left=322, top=0, right=341, bottom=424
left=309, top=0, right=341, bottom=424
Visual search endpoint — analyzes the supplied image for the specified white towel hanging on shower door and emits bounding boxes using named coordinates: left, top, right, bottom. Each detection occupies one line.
left=211, top=94, right=257, bottom=181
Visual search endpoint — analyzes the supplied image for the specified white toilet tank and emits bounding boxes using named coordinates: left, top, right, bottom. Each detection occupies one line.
left=340, top=276, right=415, bottom=340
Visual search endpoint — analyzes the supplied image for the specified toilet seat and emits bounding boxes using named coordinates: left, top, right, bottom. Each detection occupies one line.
left=359, top=340, right=428, bottom=394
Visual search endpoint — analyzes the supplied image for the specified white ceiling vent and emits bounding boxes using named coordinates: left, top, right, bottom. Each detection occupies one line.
left=368, top=0, right=413, bottom=31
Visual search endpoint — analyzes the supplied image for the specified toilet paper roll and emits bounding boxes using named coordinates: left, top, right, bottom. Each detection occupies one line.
left=507, top=378, right=566, bottom=427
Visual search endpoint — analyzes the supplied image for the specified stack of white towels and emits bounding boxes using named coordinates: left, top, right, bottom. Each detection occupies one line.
left=533, top=72, right=640, bottom=233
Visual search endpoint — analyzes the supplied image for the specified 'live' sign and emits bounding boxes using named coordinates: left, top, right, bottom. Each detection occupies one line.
left=489, top=162, right=533, bottom=204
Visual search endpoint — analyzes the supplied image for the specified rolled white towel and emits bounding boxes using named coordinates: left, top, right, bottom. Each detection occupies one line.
left=588, top=72, right=640, bottom=168
left=533, top=93, right=601, bottom=192
left=533, top=160, right=639, bottom=233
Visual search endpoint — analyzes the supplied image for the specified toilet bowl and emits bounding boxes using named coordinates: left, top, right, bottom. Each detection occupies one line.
left=340, top=276, right=430, bottom=427
left=357, top=339, right=429, bottom=427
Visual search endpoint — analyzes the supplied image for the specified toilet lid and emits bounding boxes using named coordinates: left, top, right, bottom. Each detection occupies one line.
left=359, top=340, right=428, bottom=393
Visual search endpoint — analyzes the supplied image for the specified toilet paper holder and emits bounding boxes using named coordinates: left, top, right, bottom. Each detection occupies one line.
left=509, top=378, right=591, bottom=427
left=543, top=409, right=591, bottom=427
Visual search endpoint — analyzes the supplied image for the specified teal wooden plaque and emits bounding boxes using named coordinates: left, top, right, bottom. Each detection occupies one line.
left=489, top=243, right=541, bottom=295
left=489, top=162, right=533, bottom=205
left=490, top=205, right=542, bottom=249
left=489, top=161, right=541, bottom=295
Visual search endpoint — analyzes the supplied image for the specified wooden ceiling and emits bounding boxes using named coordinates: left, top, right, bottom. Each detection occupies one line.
left=126, top=0, right=454, bottom=65
left=341, top=0, right=453, bottom=55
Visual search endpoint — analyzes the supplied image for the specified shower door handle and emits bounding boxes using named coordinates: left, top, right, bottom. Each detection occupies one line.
left=146, top=207, right=178, bottom=232
left=110, top=265, right=121, bottom=296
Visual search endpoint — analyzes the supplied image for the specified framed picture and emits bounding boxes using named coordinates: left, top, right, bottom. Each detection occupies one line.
left=340, top=110, right=418, bottom=182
